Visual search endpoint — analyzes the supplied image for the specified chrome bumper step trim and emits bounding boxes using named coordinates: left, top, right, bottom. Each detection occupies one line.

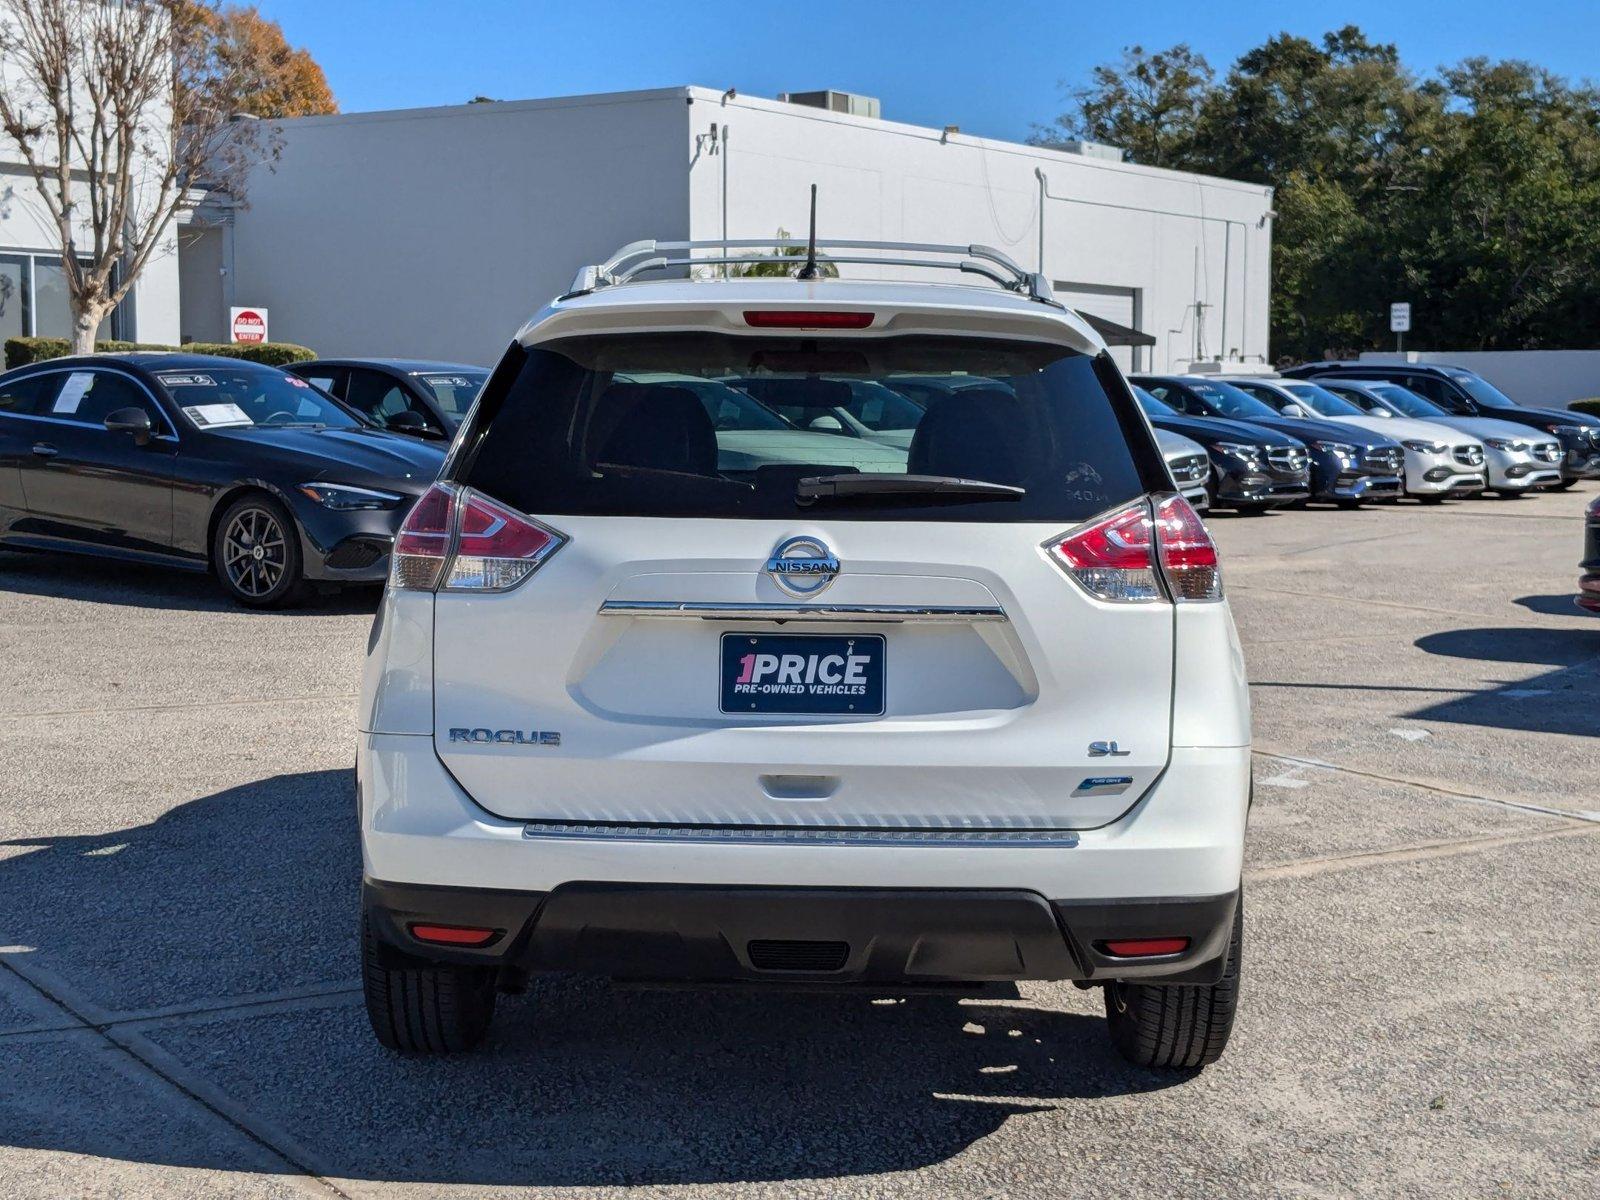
left=598, top=601, right=1008, bottom=623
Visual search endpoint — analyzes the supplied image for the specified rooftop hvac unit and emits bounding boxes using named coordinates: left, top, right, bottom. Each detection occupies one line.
left=780, top=90, right=882, bottom=120
left=1056, top=140, right=1126, bottom=163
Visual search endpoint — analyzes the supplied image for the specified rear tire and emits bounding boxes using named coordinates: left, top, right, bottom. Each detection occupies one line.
left=1104, top=896, right=1242, bottom=1070
left=361, top=916, right=498, bottom=1053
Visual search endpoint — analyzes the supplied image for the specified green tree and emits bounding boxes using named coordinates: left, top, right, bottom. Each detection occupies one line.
left=729, top=229, right=839, bottom=278
left=1030, top=44, right=1212, bottom=168
left=1037, top=27, right=1600, bottom=358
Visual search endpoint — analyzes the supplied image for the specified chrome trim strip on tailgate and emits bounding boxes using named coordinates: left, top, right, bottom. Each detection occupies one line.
left=522, top=821, right=1078, bottom=847
left=598, top=601, right=1009, bottom=623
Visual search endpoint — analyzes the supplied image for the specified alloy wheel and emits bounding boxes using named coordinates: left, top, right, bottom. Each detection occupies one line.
left=222, top=506, right=289, bottom=598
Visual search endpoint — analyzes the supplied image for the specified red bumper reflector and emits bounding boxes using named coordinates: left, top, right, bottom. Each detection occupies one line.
left=409, top=924, right=498, bottom=947
left=743, top=309, right=874, bottom=329
left=1101, top=937, right=1190, bottom=957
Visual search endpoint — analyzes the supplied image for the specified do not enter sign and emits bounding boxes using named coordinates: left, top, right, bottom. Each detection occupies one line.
left=229, top=306, right=268, bottom=344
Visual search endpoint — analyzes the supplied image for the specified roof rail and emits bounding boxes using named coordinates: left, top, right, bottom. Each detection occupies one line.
left=564, top=238, right=1058, bottom=306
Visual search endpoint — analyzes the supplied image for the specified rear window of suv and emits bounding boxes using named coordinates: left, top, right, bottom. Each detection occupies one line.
left=455, top=333, right=1156, bottom=522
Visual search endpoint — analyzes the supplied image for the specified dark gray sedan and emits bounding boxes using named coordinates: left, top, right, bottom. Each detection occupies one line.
left=289, top=359, right=489, bottom=440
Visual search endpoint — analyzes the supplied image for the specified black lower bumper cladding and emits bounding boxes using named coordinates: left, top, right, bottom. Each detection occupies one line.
left=364, top=879, right=1240, bottom=986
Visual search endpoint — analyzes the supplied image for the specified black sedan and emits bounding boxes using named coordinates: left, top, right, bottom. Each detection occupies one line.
left=288, top=359, right=489, bottom=439
left=0, top=354, right=445, bottom=606
left=1284, top=361, right=1600, bottom=486
left=1134, top=374, right=1405, bottom=507
left=1132, top=386, right=1311, bottom=512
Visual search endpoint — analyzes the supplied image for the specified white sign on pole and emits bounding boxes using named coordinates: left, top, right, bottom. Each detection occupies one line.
left=1389, top=302, right=1411, bottom=333
left=229, top=306, right=268, bottom=344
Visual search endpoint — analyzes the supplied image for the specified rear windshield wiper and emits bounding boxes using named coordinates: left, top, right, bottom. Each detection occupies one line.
left=796, top=473, right=1026, bottom=503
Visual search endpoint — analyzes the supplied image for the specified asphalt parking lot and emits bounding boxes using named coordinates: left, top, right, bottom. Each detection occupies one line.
left=2, top=488, right=1597, bottom=1199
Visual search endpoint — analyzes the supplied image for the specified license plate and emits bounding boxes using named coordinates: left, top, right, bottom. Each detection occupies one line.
left=720, top=633, right=885, bottom=715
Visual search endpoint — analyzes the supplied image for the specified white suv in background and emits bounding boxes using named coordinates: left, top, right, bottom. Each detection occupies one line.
left=357, top=238, right=1252, bottom=1069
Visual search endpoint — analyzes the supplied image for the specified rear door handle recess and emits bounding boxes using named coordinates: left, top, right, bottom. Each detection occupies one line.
left=31, top=443, right=57, bottom=458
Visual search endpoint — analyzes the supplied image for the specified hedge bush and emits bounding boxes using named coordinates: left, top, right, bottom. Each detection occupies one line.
left=1566, top=398, right=1600, bottom=418
left=180, top=341, right=318, bottom=366
left=5, top=336, right=316, bottom=370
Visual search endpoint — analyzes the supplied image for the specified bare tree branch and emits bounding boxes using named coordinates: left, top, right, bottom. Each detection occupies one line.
left=0, top=0, right=279, bottom=352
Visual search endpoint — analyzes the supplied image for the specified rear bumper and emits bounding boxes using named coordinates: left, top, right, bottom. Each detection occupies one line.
left=359, top=734, right=1249, bottom=952
left=363, top=877, right=1239, bottom=985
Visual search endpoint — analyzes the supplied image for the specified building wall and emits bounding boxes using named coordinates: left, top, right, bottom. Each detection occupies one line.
left=683, top=88, right=1274, bottom=372
left=220, top=90, right=695, bottom=365
left=1360, top=350, right=1600, bottom=409
left=206, top=86, right=1273, bottom=370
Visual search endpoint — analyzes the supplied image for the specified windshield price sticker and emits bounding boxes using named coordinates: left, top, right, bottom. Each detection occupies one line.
left=182, top=403, right=253, bottom=429
left=156, top=372, right=217, bottom=388
left=423, top=375, right=473, bottom=388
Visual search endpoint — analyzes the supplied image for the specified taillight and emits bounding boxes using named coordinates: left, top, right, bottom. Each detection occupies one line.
left=1047, top=494, right=1221, bottom=603
left=1152, top=493, right=1222, bottom=601
left=390, top=483, right=566, bottom=594
left=1047, top=501, right=1162, bottom=602
left=445, top=489, right=565, bottom=591
left=391, top=482, right=455, bottom=590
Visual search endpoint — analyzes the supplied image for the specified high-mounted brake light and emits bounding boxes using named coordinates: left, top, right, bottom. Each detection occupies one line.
left=743, top=310, right=874, bottom=329
left=1046, top=494, right=1221, bottom=603
left=390, top=482, right=567, bottom=594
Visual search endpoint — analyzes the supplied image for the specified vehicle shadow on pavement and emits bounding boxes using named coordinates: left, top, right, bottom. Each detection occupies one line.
left=1513, top=593, right=1587, bottom=617
left=1409, top=625, right=1600, bottom=735
left=0, top=768, right=1185, bottom=1188
left=0, top=549, right=381, bottom=615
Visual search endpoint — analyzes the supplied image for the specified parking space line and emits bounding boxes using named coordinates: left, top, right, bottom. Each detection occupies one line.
left=0, top=693, right=359, bottom=721
left=1247, top=822, right=1598, bottom=880
left=1230, top=583, right=1493, bottom=621
left=1252, top=748, right=1600, bottom=824
left=0, top=954, right=348, bottom=1197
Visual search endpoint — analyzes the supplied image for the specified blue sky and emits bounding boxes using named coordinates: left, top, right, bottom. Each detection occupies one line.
left=257, top=1, right=1598, bottom=142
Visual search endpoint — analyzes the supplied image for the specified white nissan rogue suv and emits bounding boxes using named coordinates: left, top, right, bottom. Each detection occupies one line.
left=357, top=237, right=1252, bottom=1069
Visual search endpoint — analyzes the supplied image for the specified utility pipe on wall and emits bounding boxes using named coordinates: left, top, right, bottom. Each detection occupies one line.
left=1035, top=167, right=1256, bottom=360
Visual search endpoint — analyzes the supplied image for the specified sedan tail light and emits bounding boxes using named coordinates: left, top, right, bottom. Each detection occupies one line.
left=391, top=483, right=567, bottom=594
left=1047, top=494, right=1221, bottom=603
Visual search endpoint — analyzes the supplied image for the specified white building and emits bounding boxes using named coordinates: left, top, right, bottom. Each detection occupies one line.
left=179, top=86, right=1274, bottom=370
